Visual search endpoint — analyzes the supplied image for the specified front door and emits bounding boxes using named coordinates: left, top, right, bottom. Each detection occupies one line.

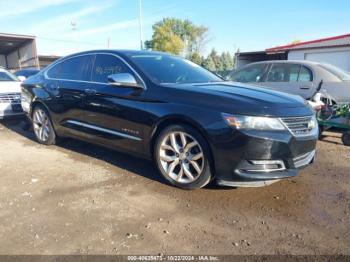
left=82, top=53, right=147, bottom=153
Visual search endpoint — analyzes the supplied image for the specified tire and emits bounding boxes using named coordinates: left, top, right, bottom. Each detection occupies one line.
left=32, top=105, right=56, bottom=145
left=154, top=124, right=213, bottom=190
left=342, top=131, right=350, bottom=146
left=318, top=125, right=324, bottom=140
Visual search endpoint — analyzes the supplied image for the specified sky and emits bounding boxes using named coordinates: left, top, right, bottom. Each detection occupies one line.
left=1, top=0, right=350, bottom=56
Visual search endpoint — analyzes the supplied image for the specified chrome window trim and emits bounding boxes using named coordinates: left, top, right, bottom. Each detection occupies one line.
left=66, top=120, right=142, bottom=141
left=43, top=52, right=147, bottom=90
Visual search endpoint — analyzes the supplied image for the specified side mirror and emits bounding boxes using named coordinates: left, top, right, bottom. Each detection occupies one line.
left=18, top=76, right=26, bottom=82
left=107, top=73, right=143, bottom=89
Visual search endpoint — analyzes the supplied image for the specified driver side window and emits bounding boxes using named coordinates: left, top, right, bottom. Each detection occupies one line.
left=91, top=54, right=134, bottom=83
left=230, top=64, right=267, bottom=83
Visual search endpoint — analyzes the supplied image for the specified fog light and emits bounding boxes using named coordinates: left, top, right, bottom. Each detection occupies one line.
left=239, top=160, right=286, bottom=173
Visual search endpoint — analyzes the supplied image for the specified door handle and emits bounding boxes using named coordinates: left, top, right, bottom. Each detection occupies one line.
left=300, top=86, right=311, bottom=90
left=84, top=89, right=97, bottom=95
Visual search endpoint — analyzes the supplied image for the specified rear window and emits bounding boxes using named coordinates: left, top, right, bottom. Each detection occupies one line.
left=47, top=55, right=92, bottom=81
left=319, top=63, right=350, bottom=81
left=15, top=70, right=39, bottom=78
left=0, top=71, right=18, bottom=81
left=266, top=64, right=313, bottom=82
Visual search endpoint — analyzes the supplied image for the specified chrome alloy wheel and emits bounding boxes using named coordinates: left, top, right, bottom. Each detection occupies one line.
left=159, top=131, right=205, bottom=184
left=33, top=109, right=51, bottom=142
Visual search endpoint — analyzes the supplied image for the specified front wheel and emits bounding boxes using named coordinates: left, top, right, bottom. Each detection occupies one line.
left=32, top=106, right=56, bottom=145
left=154, top=125, right=213, bottom=190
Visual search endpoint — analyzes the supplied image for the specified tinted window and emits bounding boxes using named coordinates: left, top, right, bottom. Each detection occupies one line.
left=267, top=64, right=301, bottom=82
left=0, top=71, right=18, bottom=81
left=127, top=54, right=222, bottom=84
left=47, top=63, right=61, bottom=79
left=92, top=54, right=133, bottom=83
left=298, top=66, right=312, bottom=82
left=229, top=64, right=266, bottom=83
left=15, top=70, right=39, bottom=78
left=47, top=55, right=91, bottom=81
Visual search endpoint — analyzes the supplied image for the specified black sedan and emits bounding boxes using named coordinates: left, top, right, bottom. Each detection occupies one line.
left=21, top=50, right=318, bottom=189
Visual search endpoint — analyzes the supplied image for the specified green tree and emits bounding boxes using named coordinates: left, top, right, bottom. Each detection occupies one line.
left=202, top=55, right=216, bottom=72
left=208, top=48, right=222, bottom=70
left=149, top=19, right=184, bottom=55
left=220, top=52, right=234, bottom=71
left=146, top=18, right=209, bottom=57
left=190, top=52, right=202, bottom=65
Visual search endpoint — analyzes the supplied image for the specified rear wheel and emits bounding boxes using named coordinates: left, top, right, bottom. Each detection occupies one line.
left=342, top=131, right=350, bottom=146
left=32, top=106, right=56, bottom=145
left=154, top=125, right=212, bottom=190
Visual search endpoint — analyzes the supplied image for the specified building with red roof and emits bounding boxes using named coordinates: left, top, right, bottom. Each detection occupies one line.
left=235, top=34, right=350, bottom=71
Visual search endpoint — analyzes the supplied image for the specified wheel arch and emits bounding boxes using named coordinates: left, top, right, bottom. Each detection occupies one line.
left=30, top=99, right=50, bottom=118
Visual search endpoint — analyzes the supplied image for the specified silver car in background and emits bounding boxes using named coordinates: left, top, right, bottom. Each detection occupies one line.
left=227, top=60, right=350, bottom=103
left=0, top=68, right=23, bottom=119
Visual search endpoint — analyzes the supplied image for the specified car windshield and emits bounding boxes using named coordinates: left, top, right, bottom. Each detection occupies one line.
left=319, top=63, right=350, bottom=81
left=0, top=70, right=18, bottom=81
left=15, top=70, right=39, bottom=78
left=127, top=54, right=223, bottom=84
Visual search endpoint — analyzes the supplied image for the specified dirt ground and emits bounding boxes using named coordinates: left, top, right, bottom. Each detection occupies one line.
left=0, top=118, right=349, bottom=255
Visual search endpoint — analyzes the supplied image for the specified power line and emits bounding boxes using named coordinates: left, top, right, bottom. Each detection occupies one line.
left=36, top=36, right=107, bottom=46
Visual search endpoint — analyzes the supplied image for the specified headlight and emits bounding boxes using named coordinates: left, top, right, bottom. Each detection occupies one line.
left=223, top=114, right=286, bottom=131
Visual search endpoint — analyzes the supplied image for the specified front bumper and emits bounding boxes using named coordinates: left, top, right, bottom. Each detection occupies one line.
left=217, top=150, right=315, bottom=187
left=210, top=127, right=318, bottom=187
left=0, top=102, right=24, bottom=119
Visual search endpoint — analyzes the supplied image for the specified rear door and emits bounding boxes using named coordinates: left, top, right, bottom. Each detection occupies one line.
left=44, top=54, right=93, bottom=136
left=261, top=63, right=315, bottom=99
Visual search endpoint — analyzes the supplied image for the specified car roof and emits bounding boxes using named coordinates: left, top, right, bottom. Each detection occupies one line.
left=62, top=49, right=174, bottom=59
left=248, top=60, right=324, bottom=67
left=17, top=68, right=40, bottom=71
left=16, top=69, right=40, bottom=72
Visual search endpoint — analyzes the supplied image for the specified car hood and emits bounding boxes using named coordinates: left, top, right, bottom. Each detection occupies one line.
left=0, top=81, right=22, bottom=93
left=195, top=82, right=306, bottom=107
left=163, top=81, right=312, bottom=117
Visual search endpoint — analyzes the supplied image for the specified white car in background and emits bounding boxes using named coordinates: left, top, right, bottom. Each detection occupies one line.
left=0, top=67, right=23, bottom=119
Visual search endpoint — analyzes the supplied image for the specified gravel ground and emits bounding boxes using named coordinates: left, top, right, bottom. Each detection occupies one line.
left=0, top=119, right=349, bottom=255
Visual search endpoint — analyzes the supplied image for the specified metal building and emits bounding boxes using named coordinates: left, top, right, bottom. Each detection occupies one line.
left=235, top=33, right=350, bottom=71
left=0, top=33, right=39, bottom=71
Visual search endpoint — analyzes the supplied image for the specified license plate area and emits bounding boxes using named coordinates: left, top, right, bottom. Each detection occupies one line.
left=11, top=104, right=22, bottom=112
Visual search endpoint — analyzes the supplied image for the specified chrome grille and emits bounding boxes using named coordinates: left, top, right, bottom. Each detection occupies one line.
left=280, top=116, right=314, bottom=137
left=0, top=93, right=21, bottom=104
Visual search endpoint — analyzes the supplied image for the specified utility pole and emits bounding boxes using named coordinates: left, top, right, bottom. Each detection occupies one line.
left=139, top=0, right=144, bottom=50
